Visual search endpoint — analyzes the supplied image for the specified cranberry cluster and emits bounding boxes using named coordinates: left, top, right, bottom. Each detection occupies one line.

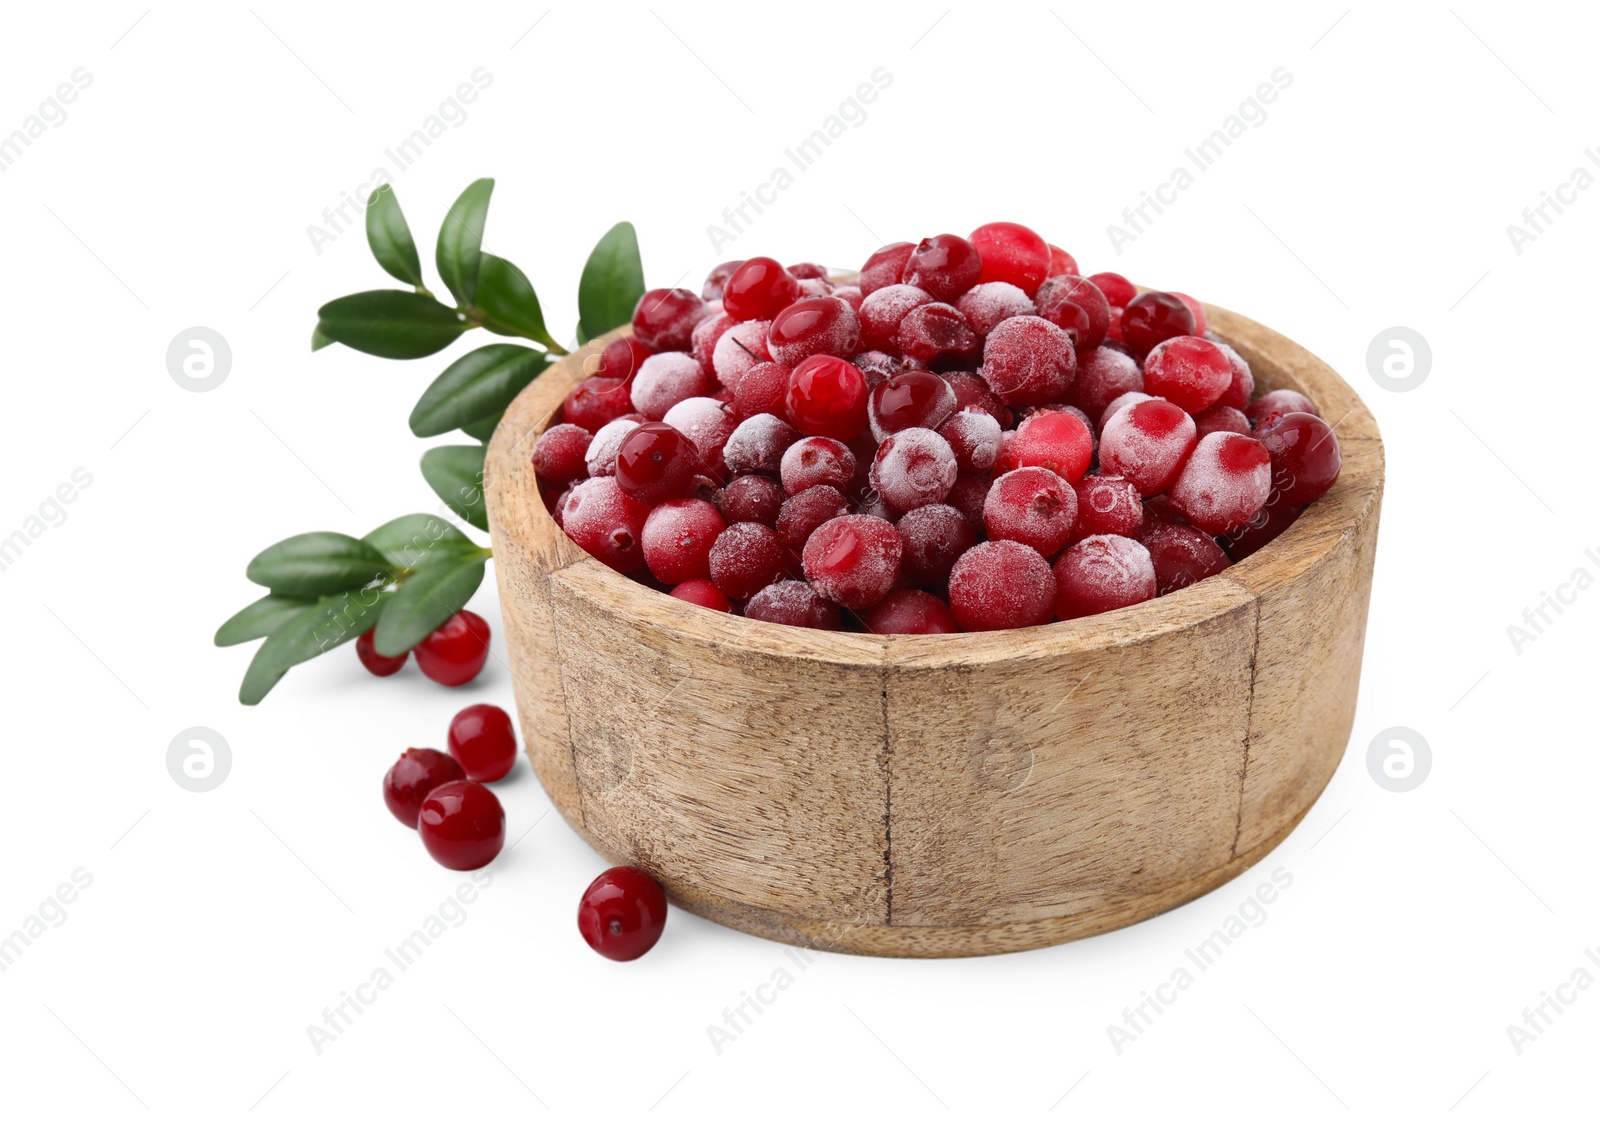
left=381, top=704, right=669, bottom=960
left=355, top=609, right=492, bottom=685
left=535, top=223, right=1341, bottom=633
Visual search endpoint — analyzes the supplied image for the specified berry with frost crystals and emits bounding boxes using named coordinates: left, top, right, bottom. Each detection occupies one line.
left=979, top=315, right=1075, bottom=405
left=631, top=288, right=706, bottom=351
left=866, top=588, right=959, bottom=634
left=1246, top=388, right=1320, bottom=425
left=902, top=233, right=983, bottom=301
left=780, top=436, right=856, bottom=495
left=717, top=474, right=783, bottom=525
left=1003, top=411, right=1093, bottom=483
left=630, top=353, right=709, bottom=420
left=1142, top=335, right=1233, bottom=414
left=702, top=260, right=744, bottom=302
left=532, top=423, right=592, bottom=487
left=776, top=485, right=848, bottom=549
left=938, top=410, right=1002, bottom=473
left=1139, top=521, right=1232, bottom=595
left=802, top=514, right=902, bottom=610
left=1070, top=473, right=1145, bottom=543
left=968, top=222, right=1051, bottom=295
left=730, top=360, right=791, bottom=421
left=1168, top=432, right=1272, bottom=534
left=585, top=417, right=643, bottom=478
left=858, top=242, right=916, bottom=296
left=1034, top=274, right=1111, bottom=350
left=1193, top=404, right=1251, bottom=439
left=662, top=397, right=737, bottom=477
left=983, top=467, right=1078, bottom=556
left=896, top=503, right=975, bottom=591
left=1087, top=271, right=1136, bottom=308
left=723, top=413, right=799, bottom=476
left=596, top=337, right=653, bottom=383
left=1099, top=399, right=1198, bottom=497
left=563, top=477, right=649, bottom=572
left=691, top=310, right=735, bottom=370
left=859, top=283, right=933, bottom=353
left=948, top=540, right=1057, bottom=631
left=745, top=579, right=842, bottom=630
left=708, top=521, right=786, bottom=600
left=1213, top=341, right=1255, bottom=410
left=957, top=282, right=1036, bottom=338
left=1054, top=535, right=1158, bottom=618
left=768, top=295, right=861, bottom=366
left=641, top=498, right=726, bottom=583
left=870, top=427, right=958, bottom=511
left=562, top=376, right=634, bottom=434
left=712, top=319, right=773, bottom=390
left=898, top=303, right=979, bottom=368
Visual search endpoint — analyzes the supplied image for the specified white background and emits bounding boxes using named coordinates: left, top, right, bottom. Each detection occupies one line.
left=1, top=2, right=1594, bottom=1117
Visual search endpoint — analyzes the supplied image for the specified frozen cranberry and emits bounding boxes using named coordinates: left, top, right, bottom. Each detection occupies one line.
left=768, top=296, right=861, bottom=367
left=1070, top=474, right=1145, bottom=543
left=1246, top=388, right=1321, bottom=426
left=383, top=748, right=465, bottom=827
left=984, top=467, right=1078, bottom=555
left=1213, top=342, right=1255, bottom=411
left=1047, top=244, right=1079, bottom=277
left=595, top=336, right=653, bottom=386
left=896, top=503, right=975, bottom=591
left=1105, top=306, right=1124, bottom=344
left=662, top=397, right=737, bottom=477
left=1099, top=391, right=1156, bottom=434
left=853, top=351, right=901, bottom=389
left=578, top=866, right=667, bottom=962
left=631, top=288, right=705, bottom=351
left=1034, top=274, right=1111, bottom=350
left=902, top=234, right=983, bottom=301
left=1002, top=411, right=1093, bottom=483
left=357, top=628, right=408, bottom=676
left=898, top=302, right=979, bottom=369
left=871, top=428, right=958, bottom=511
left=723, top=413, right=799, bottom=476
left=1087, top=271, right=1137, bottom=308
left=630, top=354, right=709, bottom=420
left=1168, top=432, right=1273, bottom=533
left=866, top=588, right=959, bottom=635
left=859, top=284, right=933, bottom=354
left=1254, top=412, right=1343, bottom=505
left=979, top=316, right=1075, bottom=405
left=968, top=222, right=1051, bottom=295
left=946, top=370, right=1011, bottom=429
left=1121, top=291, right=1197, bottom=360
left=669, top=578, right=732, bottom=611
left=723, top=257, right=801, bottom=322
left=717, top=474, right=783, bottom=526
left=869, top=370, right=958, bottom=442
left=938, top=409, right=1003, bottom=473
left=1143, top=336, right=1233, bottom=414
left=562, top=376, right=634, bottom=434
left=447, top=704, right=517, bottom=783
left=726, top=361, right=786, bottom=422
left=563, top=476, right=650, bottom=572
left=786, top=355, right=869, bottom=441
left=745, top=579, right=842, bottom=630
left=832, top=285, right=863, bottom=312
left=690, top=311, right=734, bottom=370
left=585, top=417, right=642, bottom=478
left=859, top=242, right=916, bottom=296
left=712, top=320, right=773, bottom=390
left=1223, top=501, right=1303, bottom=561
left=413, top=610, right=492, bottom=687
left=1170, top=292, right=1208, bottom=335
left=787, top=261, right=829, bottom=281
left=780, top=437, right=856, bottom=495
left=948, top=540, right=1056, bottom=631
left=615, top=422, right=701, bottom=504
left=946, top=473, right=992, bottom=531
left=1054, top=535, right=1158, bottom=619
left=1140, top=521, right=1232, bottom=595
left=641, top=498, right=726, bottom=583
left=417, top=780, right=504, bottom=870
left=776, top=485, right=848, bottom=549
left=708, top=521, right=786, bottom=600
left=1193, top=404, right=1252, bottom=439
left=957, top=282, right=1036, bottom=338
left=532, top=423, right=593, bottom=488
left=802, top=515, right=901, bottom=610
left=703, top=260, right=745, bottom=302
left=1099, top=399, right=1199, bottom=497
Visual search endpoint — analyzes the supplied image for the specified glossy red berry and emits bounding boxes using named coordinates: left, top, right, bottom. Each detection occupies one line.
left=614, top=422, right=701, bottom=505
left=767, top=296, right=861, bottom=366
left=631, top=288, right=705, bottom=351
left=357, top=628, right=408, bottom=676
left=415, top=610, right=492, bottom=687
left=1170, top=292, right=1208, bottom=335
left=901, top=234, right=983, bottom=302
left=383, top=748, right=465, bottom=828
left=578, top=867, right=668, bottom=961
left=418, top=780, right=505, bottom=870
left=968, top=222, right=1051, bottom=296
left=447, top=704, right=518, bottom=783
left=702, top=260, right=745, bottom=301
left=868, top=370, right=958, bottom=443
left=897, top=302, right=979, bottom=369
left=596, top=336, right=653, bottom=384
left=1253, top=412, right=1343, bottom=505
left=1047, top=244, right=1079, bottom=277
left=561, top=376, right=634, bottom=434
left=1087, top=271, right=1137, bottom=308
left=723, top=257, right=801, bottom=322
left=786, top=355, right=869, bottom=441
left=1002, top=411, right=1094, bottom=484
left=1121, top=292, right=1197, bottom=360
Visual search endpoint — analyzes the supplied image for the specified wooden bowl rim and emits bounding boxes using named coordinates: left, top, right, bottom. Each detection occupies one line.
left=486, top=298, right=1382, bottom=670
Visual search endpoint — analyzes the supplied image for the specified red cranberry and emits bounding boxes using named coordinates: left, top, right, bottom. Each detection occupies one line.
left=1047, top=244, right=1079, bottom=277
left=532, top=423, right=593, bottom=488
left=1223, top=501, right=1303, bottom=560
left=596, top=336, right=653, bottom=384
left=1087, top=271, right=1137, bottom=308
left=690, top=311, right=735, bottom=370
left=946, top=473, right=993, bottom=531
left=717, top=474, right=784, bottom=525
left=871, top=428, right=958, bottom=511
left=858, top=242, right=916, bottom=296
left=983, top=467, right=1079, bottom=556
left=786, top=355, right=869, bottom=441
left=948, top=540, right=1057, bottom=631
left=561, top=376, right=634, bottom=434
left=563, top=477, right=650, bottom=572
left=946, top=370, right=1012, bottom=429
left=1003, top=411, right=1094, bottom=484
left=938, top=410, right=1003, bottom=474
left=832, top=285, right=862, bottom=312
left=642, top=498, right=726, bottom=583
left=578, top=867, right=668, bottom=961
left=669, top=578, right=733, bottom=611
left=901, top=234, right=983, bottom=302
left=745, top=580, right=842, bottom=630
left=1099, top=399, right=1199, bottom=497
left=662, top=397, right=737, bottom=478
left=415, top=610, right=492, bottom=687
left=723, top=257, right=801, bottom=322
left=630, top=354, right=710, bottom=420
left=1121, top=292, right=1197, bottom=360
left=859, top=284, right=934, bottom=353
left=1139, top=521, right=1232, bottom=595
left=1070, top=474, right=1145, bottom=543
left=1213, top=343, right=1255, bottom=411
left=1143, top=336, right=1234, bottom=414
left=631, top=288, right=705, bottom=351
left=723, top=413, right=799, bottom=476
left=383, top=748, right=465, bottom=827
left=802, top=515, right=902, bottom=610
left=1068, top=346, right=1143, bottom=421
left=776, top=485, right=849, bottom=549
left=1034, top=275, right=1111, bottom=350
left=731, top=360, right=792, bottom=421
left=1168, top=432, right=1273, bottom=534
left=1246, top=388, right=1321, bottom=426
left=780, top=437, right=856, bottom=495
left=702, top=260, right=745, bottom=301
left=447, top=704, right=517, bottom=783
left=979, top=316, right=1075, bottom=406
left=957, top=282, right=1037, bottom=338
left=614, top=422, right=700, bottom=505
left=968, top=222, right=1051, bottom=296
left=712, top=320, right=772, bottom=388
left=788, top=261, right=830, bottom=280
left=357, top=628, right=408, bottom=677
left=418, top=780, right=505, bottom=870
left=869, top=370, right=958, bottom=442
left=896, top=503, right=975, bottom=591
left=708, top=521, right=786, bottom=600
left=1193, top=404, right=1252, bottom=439
left=897, top=303, right=979, bottom=369
left=1054, top=535, right=1158, bottom=619
left=1170, top=292, right=1208, bottom=335
left=1254, top=412, right=1343, bottom=505
left=767, top=296, right=861, bottom=366
left=865, top=588, right=959, bottom=635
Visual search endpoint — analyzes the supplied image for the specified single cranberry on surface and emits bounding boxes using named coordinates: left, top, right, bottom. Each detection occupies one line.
left=448, top=704, right=518, bottom=783
left=418, top=780, right=505, bottom=870
left=786, top=354, right=869, bottom=441
left=614, top=422, right=701, bottom=505
left=901, top=234, right=983, bottom=302
left=631, top=288, right=705, bottom=351
left=357, top=628, right=408, bottom=677
left=1121, top=291, right=1197, bottom=360
left=383, top=748, right=465, bottom=827
left=968, top=222, right=1051, bottom=295
left=578, top=867, right=668, bottom=962
left=723, top=257, right=802, bottom=322
left=416, top=610, right=492, bottom=687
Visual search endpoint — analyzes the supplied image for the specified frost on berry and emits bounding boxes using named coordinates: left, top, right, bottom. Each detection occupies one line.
left=1054, top=534, right=1158, bottom=619
left=897, top=303, right=979, bottom=369
left=1068, top=346, right=1143, bottom=422
left=1167, top=432, right=1272, bottom=534
left=957, top=282, right=1037, bottom=338
left=870, top=427, right=958, bottom=511
left=979, top=315, right=1075, bottom=405
left=1098, top=399, right=1198, bottom=497
left=869, top=370, right=957, bottom=443
left=948, top=540, right=1057, bottom=631
left=745, top=580, right=842, bottom=630
left=1213, top=341, right=1255, bottom=411
left=1246, top=388, right=1320, bottom=426
left=717, top=473, right=783, bottom=526
left=707, top=521, right=786, bottom=600
left=532, top=423, right=592, bottom=488
left=1139, top=521, right=1232, bottom=595
left=938, top=410, right=1003, bottom=473
left=630, top=353, right=710, bottom=420
left=1034, top=274, right=1111, bottom=350
left=562, top=477, right=649, bottom=573
left=776, top=485, right=849, bottom=550
left=983, top=467, right=1079, bottom=556
left=662, top=396, right=737, bottom=477
left=712, top=319, right=773, bottom=390
left=1098, top=390, right=1155, bottom=434
left=1070, top=473, right=1144, bottom=544
left=1142, top=335, right=1233, bottom=414
left=896, top=503, right=975, bottom=592
left=780, top=436, right=856, bottom=495
left=691, top=311, right=735, bottom=371
left=801, top=514, right=902, bottom=611
left=641, top=498, right=726, bottom=584
left=585, top=417, right=642, bottom=478
left=853, top=350, right=902, bottom=388
left=858, top=242, right=916, bottom=296
left=767, top=295, right=862, bottom=367
left=865, top=588, right=959, bottom=635
left=858, top=283, right=934, bottom=355
left=723, top=413, right=799, bottom=476
left=1192, top=404, right=1251, bottom=439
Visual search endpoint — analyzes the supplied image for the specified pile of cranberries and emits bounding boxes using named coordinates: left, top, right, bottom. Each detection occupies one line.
left=535, top=223, right=1341, bottom=633
left=356, top=609, right=492, bottom=685
left=381, top=703, right=668, bottom=960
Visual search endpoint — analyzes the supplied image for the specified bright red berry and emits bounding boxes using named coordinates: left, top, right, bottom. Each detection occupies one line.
left=669, top=578, right=733, bottom=611
left=642, top=498, right=727, bottom=583
left=1070, top=474, right=1145, bottom=543
left=1253, top=412, right=1343, bottom=506
left=786, top=355, right=869, bottom=441
left=948, top=540, right=1057, bottom=631
left=561, top=376, right=634, bottom=434
left=865, top=588, right=960, bottom=634
left=780, top=437, right=856, bottom=495
left=1170, top=292, right=1208, bottom=335
left=1099, top=399, right=1199, bottom=497
left=1047, top=244, right=1079, bottom=277
left=614, top=422, right=701, bottom=505
left=859, top=284, right=934, bottom=354
left=1003, top=411, right=1094, bottom=484
left=802, top=514, right=902, bottom=610
left=767, top=296, right=861, bottom=366
left=596, top=336, right=653, bottom=384
left=858, top=242, right=916, bottom=296
left=562, top=477, right=650, bottom=572
left=383, top=748, right=465, bottom=828
left=447, top=704, right=518, bottom=783
left=415, top=610, right=492, bottom=687
left=869, top=370, right=958, bottom=442
left=418, top=780, right=504, bottom=870
left=1143, top=336, right=1234, bottom=414
left=1054, top=535, right=1158, bottom=619
left=723, top=257, right=801, bottom=322
left=1121, top=292, right=1197, bottom=360
left=1087, top=271, right=1137, bottom=308
left=901, top=234, right=983, bottom=301
left=968, top=222, right=1051, bottom=296
left=983, top=467, right=1079, bottom=555
left=980, top=316, right=1076, bottom=406
left=578, top=867, right=668, bottom=961
left=357, top=628, right=407, bottom=677
left=631, top=288, right=705, bottom=351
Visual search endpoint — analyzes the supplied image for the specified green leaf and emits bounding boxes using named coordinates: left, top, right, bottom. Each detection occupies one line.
left=311, top=324, right=333, bottom=351
left=373, top=554, right=487, bottom=658
left=246, top=532, right=393, bottom=597
left=460, top=412, right=500, bottom=443
left=574, top=323, right=590, bottom=347
left=362, top=513, right=480, bottom=571
left=420, top=445, right=489, bottom=531
left=366, top=184, right=425, bottom=288
left=476, top=253, right=560, bottom=349
left=436, top=178, right=494, bottom=308
left=577, top=221, right=645, bottom=343
left=409, top=344, right=548, bottom=438
left=317, top=290, right=466, bottom=359
left=215, top=594, right=315, bottom=646
left=239, top=591, right=389, bottom=704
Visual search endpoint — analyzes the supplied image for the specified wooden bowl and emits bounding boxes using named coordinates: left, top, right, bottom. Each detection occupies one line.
left=484, top=301, right=1383, bottom=957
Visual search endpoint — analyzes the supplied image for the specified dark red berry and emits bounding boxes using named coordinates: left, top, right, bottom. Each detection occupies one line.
left=702, top=260, right=745, bottom=302
left=717, top=474, right=784, bottom=526
left=631, top=288, right=705, bottom=351
left=723, top=257, right=801, bottom=322
left=1034, top=274, right=1111, bottom=350
left=561, top=376, right=634, bottom=434
left=865, top=588, right=960, bottom=634
left=1254, top=412, right=1342, bottom=505
left=1121, top=291, right=1197, bottom=360
left=786, top=355, right=869, bottom=441
left=901, top=234, right=983, bottom=302
left=357, top=628, right=407, bottom=677
left=1087, top=271, right=1137, bottom=308
left=447, top=704, right=517, bottom=783
left=596, top=336, right=653, bottom=384
left=578, top=866, right=668, bottom=961
left=383, top=748, right=465, bottom=828
left=415, top=610, right=492, bottom=687
left=418, top=780, right=505, bottom=870
left=614, top=422, right=701, bottom=505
